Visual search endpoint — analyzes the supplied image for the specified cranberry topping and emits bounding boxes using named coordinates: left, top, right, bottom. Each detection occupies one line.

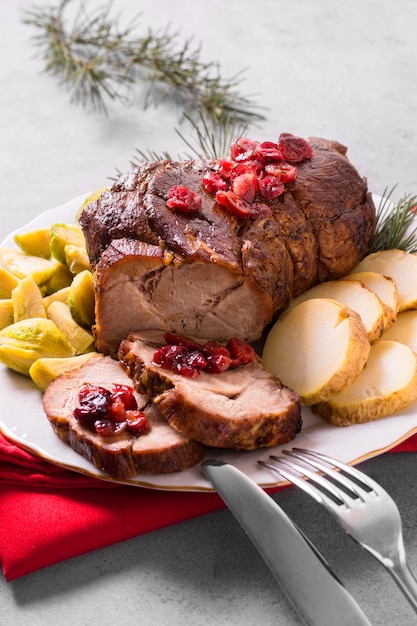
left=264, top=162, right=298, bottom=183
left=215, top=190, right=252, bottom=218
left=74, top=383, right=148, bottom=437
left=152, top=333, right=256, bottom=377
left=207, top=133, right=312, bottom=219
left=202, top=171, right=228, bottom=194
left=166, top=185, right=202, bottom=213
left=166, top=134, right=312, bottom=219
left=277, top=133, right=314, bottom=162
left=257, top=141, right=283, bottom=162
left=214, top=157, right=233, bottom=178
left=258, top=174, right=285, bottom=200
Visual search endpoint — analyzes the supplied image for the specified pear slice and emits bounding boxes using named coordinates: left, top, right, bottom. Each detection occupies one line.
left=288, top=278, right=385, bottom=344
left=345, top=271, right=399, bottom=331
left=383, top=310, right=417, bottom=352
left=349, top=249, right=417, bottom=311
left=262, top=298, right=370, bottom=405
left=314, top=340, right=417, bottom=426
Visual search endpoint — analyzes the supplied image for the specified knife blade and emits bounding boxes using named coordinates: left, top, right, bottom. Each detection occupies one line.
left=202, top=460, right=371, bottom=626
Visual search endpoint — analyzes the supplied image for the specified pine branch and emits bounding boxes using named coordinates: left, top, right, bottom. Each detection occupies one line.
left=371, top=187, right=417, bottom=253
left=22, top=0, right=265, bottom=124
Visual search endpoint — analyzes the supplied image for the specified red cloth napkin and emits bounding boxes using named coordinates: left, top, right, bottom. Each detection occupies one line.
left=0, top=432, right=416, bottom=582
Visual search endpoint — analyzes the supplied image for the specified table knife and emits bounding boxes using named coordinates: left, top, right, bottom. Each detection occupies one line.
left=202, top=460, right=371, bottom=626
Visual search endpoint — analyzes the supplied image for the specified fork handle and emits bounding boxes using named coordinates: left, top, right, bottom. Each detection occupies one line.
left=387, top=554, right=417, bottom=613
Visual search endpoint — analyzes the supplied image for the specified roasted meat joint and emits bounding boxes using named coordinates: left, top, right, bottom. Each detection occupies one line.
left=42, top=133, right=377, bottom=477
left=80, top=134, right=376, bottom=356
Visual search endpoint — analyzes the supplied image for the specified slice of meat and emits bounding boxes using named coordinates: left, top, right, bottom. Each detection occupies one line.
left=118, top=331, right=302, bottom=450
left=42, top=354, right=205, bottom=479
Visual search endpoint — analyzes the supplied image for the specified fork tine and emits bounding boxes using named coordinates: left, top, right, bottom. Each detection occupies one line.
left=290, top=447, right=379, bottom=494
left=281, top=449, right=368, bottom=502
left=258, top=456, right=351, bottom=510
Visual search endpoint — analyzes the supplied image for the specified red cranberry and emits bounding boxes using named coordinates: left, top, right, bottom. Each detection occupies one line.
left=214, top=157, right=233, bottom=178
left=215, top=190, right=252, bottom=218
left=227, top=337, right=256, bottom=365
left=231, top=170, right=258, bottom=203
left=152, top=344, right=188, bottom=369
left=230, top=137, right=260, bottom=162
left=258, top=175, right=285, bottom=200
left=264, top=162, right=298, bottom=183
left=205, top=353, right=233, bottom=373
left=125, top=411, right=148, bottom=435
left=166, top=185, right=202, bottom=213
left=108, top=396, right=127, bottom=422
left=94, top=419, right=127, bottom=436
left=256, top=141, right=283, bottom=162
left=202, top=171, right=228, bottom=194
left=277, top=133, right=313, bottom=162
left=111, top=384, right=138, bottom=410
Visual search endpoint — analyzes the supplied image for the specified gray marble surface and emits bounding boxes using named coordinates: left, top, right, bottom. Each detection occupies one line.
left=1, top=0, right=417, bottom=624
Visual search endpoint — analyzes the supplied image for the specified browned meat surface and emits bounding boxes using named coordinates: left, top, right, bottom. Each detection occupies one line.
left=118, top=331, right=302, bottom=450
left=42, top=354, right=205, bottom=479
left=80, top=137, right=376, bottom=355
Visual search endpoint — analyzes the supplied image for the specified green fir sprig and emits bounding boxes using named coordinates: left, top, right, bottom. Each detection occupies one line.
left=22, top=0, right=265, bottom=124
left=371, top=187, right=417, bottom=253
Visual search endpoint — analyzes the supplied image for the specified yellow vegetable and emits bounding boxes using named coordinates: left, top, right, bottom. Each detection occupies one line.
left=29, top=352, right=99, bottom=391
left=0, top=300, right=13, bottom=330
left=67, top=269, right=95, bottom=328
left=47, top=300, right=95, bottom=354
left=42, top=261, right=73, bottom=294
left=14, top=227, right=51, bottom=259
left=0, top=268, right=19, bottom=299
left=50, top=224, right=86, bottom=265
left=64, top=244, right=91, bottom=274
left=12, top=275, right=46, bottom=322
left=0, top=318, right=75, bottom=375
left=0, top=247, right=57, bottom=284
left=43, top=286, right=71, bottom=309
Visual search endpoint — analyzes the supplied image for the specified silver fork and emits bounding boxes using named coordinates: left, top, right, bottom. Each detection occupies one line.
left=259, top=447, right=417, bottom=613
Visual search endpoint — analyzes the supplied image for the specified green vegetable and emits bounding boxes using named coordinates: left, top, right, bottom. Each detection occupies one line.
left=47, top=301, right=95, bottom=354
left=49, top=224, right=86, bottom=265
left=29, top=352, right=99, bottom=391
left=0, top=318, right=75, bottom=375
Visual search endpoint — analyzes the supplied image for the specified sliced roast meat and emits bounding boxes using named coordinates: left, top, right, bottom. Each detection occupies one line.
left=93, top=238, right=273, bottom=355
left=80, top=137, right=375, bottom=355
left=42, top=354, right=205, bottom=479
left=118, top=331, right=302, bottom=450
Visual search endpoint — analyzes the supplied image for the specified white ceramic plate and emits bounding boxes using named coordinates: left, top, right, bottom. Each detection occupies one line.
left=1, top=193, right=417, bottom=492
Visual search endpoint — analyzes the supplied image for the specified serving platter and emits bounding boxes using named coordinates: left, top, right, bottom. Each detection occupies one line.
left=1, top=193, right=417, bottom=492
